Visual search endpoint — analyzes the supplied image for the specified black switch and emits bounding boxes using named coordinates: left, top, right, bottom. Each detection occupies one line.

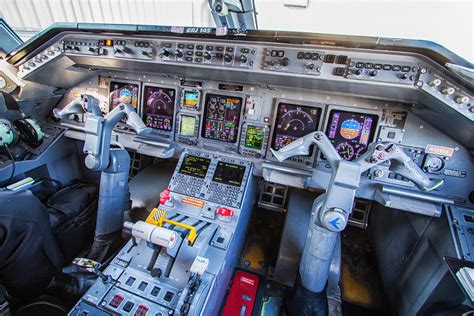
left=336, top=55, right=348, bottom=64
left=324, top=54, right=336, bottom=63
left=122, top=301, right=135, bottom=312
left=138, top=281, right=148, bottom=291
left=333, top=67, right=346, bottom=76
left=164, top=291, right=175, bottom=302
left=125, top=276, right=136, bottom=286
left=151, top=286, right=161, bottom=297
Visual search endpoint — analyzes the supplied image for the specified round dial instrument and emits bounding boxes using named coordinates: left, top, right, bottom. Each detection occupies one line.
left=336, top=142, right=355, bottom=160
left=279, top=109, right=317, bottom=137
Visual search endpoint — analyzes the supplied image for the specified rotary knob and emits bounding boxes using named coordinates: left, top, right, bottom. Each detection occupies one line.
left=204, top=51, right=212, bottom=60
left=238, top=55, right=247, bottom=63
left=224, top=53, right=233, bottom=63
left=455, top=95, right=469, bottom=104
left=281, top=57, right=290, bottom=67
left=441, top=86, right=455, bottom=95
left=304, top=62, right=315, bottom=70
left=429, top=78, right=442, bottom=87
left=175, top=49, right=183, bottom=58
left=161, top=49, right=171, bottom=57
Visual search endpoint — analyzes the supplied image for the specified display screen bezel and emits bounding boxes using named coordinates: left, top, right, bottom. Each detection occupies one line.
left=178, top=155, right=211, bottom=179
left=212, top=161, right=246, bottom=187
left=141, top=84, right=177, bottom=132
left=179, top=114, right=198, bottom=137
left=323, top=108, right=380, bottom=161
left=200, top=93, right=243, bottom=144
left=108, top=80, right=141, bottom=113
left=270, top=102, right=322, bottom=154
left=180, top=89, right=201, bottom=111
left=244, top=124, right=266, bottom=150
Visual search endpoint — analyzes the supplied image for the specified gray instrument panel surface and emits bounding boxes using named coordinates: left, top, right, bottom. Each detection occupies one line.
left=13, top=31, right=473, bottom=212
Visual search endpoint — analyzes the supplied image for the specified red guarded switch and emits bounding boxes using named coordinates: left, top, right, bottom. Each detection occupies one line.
left=159, top=188, right=172, bottom=205
left=216, top=207, right=234, bottom=217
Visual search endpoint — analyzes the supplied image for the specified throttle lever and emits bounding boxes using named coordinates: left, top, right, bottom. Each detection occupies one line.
left=356, top=143, right=444, bottom=192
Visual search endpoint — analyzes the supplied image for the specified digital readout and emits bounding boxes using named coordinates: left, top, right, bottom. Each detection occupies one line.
left=178, top=155, right=211, bottom=179
left=212, top=162, right=246, bottom=187
left=244, top=125, right=265, bottom=150
left=180, top=115, right=197, bottom=137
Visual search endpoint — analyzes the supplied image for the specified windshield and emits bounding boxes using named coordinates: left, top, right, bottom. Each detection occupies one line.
left=0, top=0, right=472, bottom=62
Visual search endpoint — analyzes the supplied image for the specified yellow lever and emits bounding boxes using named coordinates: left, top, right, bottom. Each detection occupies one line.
left=146, top=208, right=198, bottom=245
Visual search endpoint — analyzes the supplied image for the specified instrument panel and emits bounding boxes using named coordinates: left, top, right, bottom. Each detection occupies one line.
left=30, top=26, right=471, bottom=211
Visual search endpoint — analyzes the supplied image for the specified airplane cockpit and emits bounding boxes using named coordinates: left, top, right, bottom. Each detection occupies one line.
left=0, top=1, right=473, bottom=315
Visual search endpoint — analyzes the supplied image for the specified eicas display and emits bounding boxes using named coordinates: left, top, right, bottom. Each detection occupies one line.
left=201, top=94, right=242, bottom=143
left=142, top=86, right=176, bottom=131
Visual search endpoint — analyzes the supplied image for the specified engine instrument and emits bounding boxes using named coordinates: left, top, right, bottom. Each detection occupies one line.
left=201, top=94, right=242, bottom=143
left=142, top=85, right=175, bottom=131
left=326, top=110, right=378, bottom=161
left=271, top=102, right=321, bottom=152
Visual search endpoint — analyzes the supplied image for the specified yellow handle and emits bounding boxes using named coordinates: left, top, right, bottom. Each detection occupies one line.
left=146, top=208, right=198, bottom=245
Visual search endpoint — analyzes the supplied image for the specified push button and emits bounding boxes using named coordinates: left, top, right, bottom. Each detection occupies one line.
left=123, top=301, right=135, bottom=312
left=134, top=305, right=149, bottom=316
left=109, top=294, right=123, bottom=308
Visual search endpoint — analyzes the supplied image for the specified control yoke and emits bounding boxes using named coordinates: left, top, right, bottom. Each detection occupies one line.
left=53, top=94, right=102, bottom=119
left=83, top=102, right=151, bottom=171
left=271, top=131, right=443, bottom=232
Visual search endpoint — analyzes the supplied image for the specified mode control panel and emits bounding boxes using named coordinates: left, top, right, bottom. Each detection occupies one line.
left=343, top=59, right=419, bottom=85
left=159, top=41, right=257, bottom=69
left=261, top=47, right=325, bottom=76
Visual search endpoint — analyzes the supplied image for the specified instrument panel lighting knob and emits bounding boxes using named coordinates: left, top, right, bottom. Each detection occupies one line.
left=442, top=86, right=455, bottom=95
left=429, top=78, right=442, bottom=87
left=455, top=95, right=470, bottom=104
left=281, top=57, right=290, bottom=67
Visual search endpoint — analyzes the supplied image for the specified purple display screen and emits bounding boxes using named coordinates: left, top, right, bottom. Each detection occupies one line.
left=142, top=86, right=176, bottom=131
left=326, top=110, right=378, bottom=161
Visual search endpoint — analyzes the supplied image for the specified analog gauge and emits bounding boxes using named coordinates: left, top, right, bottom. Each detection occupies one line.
left=336, top=142, right=355, bottom=160
left=208, top=98, right=217, bottom=113
left=279, top=110, right=316, bottom=136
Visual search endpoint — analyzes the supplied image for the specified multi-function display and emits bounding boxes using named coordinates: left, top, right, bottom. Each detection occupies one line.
left=109, top=81, right=139, bottom=111
left=201, top=94, right=242, bottom=143
left=326, top=110, right=378, bottom=161
left=179, top=115, right=197, bottom=137
left=244, top=125, right=265, bottom=150
left=182, top=90, right=200, bottom=110
left=271, top=103, right=321, bottom=153
left=178, top=155, right=211, bottom=179
left=212, top=162, right=246, bottom=187
left=142, top=86, right=175, bottom=131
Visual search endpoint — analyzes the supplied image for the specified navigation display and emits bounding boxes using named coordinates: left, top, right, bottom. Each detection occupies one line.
left=142, top=86, right=175, bottom=131
left=212, top=162, right=246, bottom=187
left=182, top=90, right=200, bottom=110
left=244, top=125, right=265, bottom=150
left=179, top=115, right=197, bottom=137
left=326, top=110, right=378, bottom=161
left=271, top=103, right=321, bottom=152
left=109, top=81, right=139, bottom=111
left=178, top=155, right=211, bottom=179
left=201, top=94, right=242, bottom=143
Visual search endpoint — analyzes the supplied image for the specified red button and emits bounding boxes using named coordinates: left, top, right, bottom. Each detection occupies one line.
left=159, top=188, right=172, bottom=205
left=109, top=294, right=123, bottom=308
left=134, top=304, right=149, bottom=316
left=216, top=207, right=234, bottom=217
